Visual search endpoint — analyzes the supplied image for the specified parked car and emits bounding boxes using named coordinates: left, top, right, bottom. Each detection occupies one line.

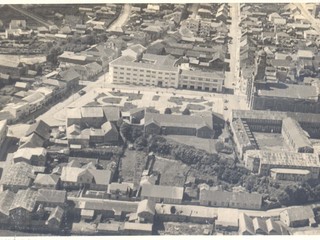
left=79, top=90, right=86, bottom=95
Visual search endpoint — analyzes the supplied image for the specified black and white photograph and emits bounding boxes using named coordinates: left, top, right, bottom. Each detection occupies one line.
left=0, top=1, right=320, bottom=237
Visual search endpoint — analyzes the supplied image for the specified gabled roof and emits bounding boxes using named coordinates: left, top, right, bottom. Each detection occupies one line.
left=137, top=199, right=156, bottom=215
left=33, top=173, right=60, bottom=186
left=47, top=206, right=64, bottom=224
left=81, top=106, right=104, bottom=118
left=26, top=120, right=51, bottom=140
left=37, top=189, right=67, bottom=204
left=58, top=69, right=80, bottom=82
left=239, top=213, right=255, bottom=235
left=281, top=206, right=314, bottom=222
left=0, top=162, right=35, bottom=188
left=141, top=184, right=184, bottom=201
left=0, top=190, right=15, bottom=216
left=9, top=189, right=38, bottom=213
left=19, top=133, right=45, bottom=149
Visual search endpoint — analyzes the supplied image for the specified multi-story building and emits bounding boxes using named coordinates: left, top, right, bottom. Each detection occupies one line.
left=140, top=185, right=184, bottom=204
left=110, top=54, right=180, bottom=88
left=281, top=117, right=314, bottom=153
left=270, top=168, right=312, bottom=182
left=244, top=150, right=320, bottom=179
left=179, top=70, right=224, bottom=92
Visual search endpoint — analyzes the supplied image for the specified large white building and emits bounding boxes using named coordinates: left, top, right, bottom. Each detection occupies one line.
left=109, top=53, right=225, bottom=92
left=109, top=54, right=180, bottom=88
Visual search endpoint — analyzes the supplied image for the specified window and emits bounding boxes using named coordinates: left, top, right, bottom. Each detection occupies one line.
left=120, top=67, right=124, bottom=70
left=191, top=77, right=195, bottom=80
left=127, top=68, right=131, bottom=71
left=133, top=69, right=138, bottom=72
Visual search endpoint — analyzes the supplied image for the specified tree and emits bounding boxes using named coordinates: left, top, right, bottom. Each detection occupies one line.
left=134, top=136, right=148, bottom=151
left=182, top=108, right=191, bottom=115
left=164, top=108, right=172, bottom=114
left=120, top=122, right=132, bottom=141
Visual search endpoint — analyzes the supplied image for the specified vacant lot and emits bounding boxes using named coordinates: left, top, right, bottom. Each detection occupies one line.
left=253, top=132, right=290, bottom=151
left=120, top=149, right=147, bottom=189
left=166, top=135, right=217, bottom=154
left=153, top=156, right=190, bottom=187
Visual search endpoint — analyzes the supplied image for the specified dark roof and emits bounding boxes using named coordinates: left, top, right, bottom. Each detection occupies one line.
left=37, top=189, right=67, bottom=204
left=10, top=189, right=38, bottom=212
left=144, top=112, right=213, bottom=130
left=58, top=69, right=80, bottom=82
left=26, top=120, right=51, bottom=140
left=165, top=47, right=185, bottom=56
left=200, top=190, right=262, bottom=207
left=75, top=199, right=138, bottom=213
left=0, top=190, right=15, bottom=216
left=19, top=133, right=45, bottom=149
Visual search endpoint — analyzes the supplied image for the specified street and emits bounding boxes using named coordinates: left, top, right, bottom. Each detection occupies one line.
left=107, top=4, right=132, bottom=32
left=295, top=3, right=320, bottom=34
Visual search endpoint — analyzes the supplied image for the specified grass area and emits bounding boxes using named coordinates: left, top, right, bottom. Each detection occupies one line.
left=253, top=132, right=290, bottom=151
left=110, top=91, right=143, bottom=101
left=153, top=156, right=190, bottom=187
left=102, top=97, right=122, bottom=104
left=166, top=135, right=217, bottom=154
left=186, top=104, right=206, bottom=111
left=168, top=96, right=206, bottom=105
left=121, top=102, right=138, bottom=112
left=152, top=95, right=160, bottom=101
left=120, top=149, right=147, bottom=188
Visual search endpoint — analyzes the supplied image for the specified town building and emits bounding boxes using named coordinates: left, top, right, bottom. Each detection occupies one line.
left=215, top=208, right=239, bottom=232
left=270, top=168, right=312, bottom=182
left=33, top=174, right=60, bottom=189
left=244, top=150, right=320, bottom=178
left=143, top=112, right=215, bottom=139
left=281, top=117, right=314, bottom=153
left=0, top=120, right=7, bottom=148
left=280, top=206, right=316, bottom=228
left=140, top=184, right=184, bottom=204
left=13, top=147, right=47, bottom=166
left=110, top=53, right=180, bottom=88
left=36, top=189, right=67, bottom=208
left=199, top=190, right=263, bottom=210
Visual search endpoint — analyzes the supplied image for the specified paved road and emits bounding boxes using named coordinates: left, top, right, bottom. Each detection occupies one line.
left=8, top=5, right=50, bottom=28
left=295, top=3, right=320, bottom=34
left=107, top=4, right=132, bottom=31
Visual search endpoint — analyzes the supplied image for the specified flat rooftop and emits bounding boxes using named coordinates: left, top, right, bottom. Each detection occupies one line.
left=257, top=83, right=318, bottom=100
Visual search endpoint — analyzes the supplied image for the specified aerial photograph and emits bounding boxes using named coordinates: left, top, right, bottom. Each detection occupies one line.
left=0, top=2, right=320, bottom=237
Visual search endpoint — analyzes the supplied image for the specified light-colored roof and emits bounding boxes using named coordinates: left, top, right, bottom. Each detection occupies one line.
left=137, top=199, right=156, bottom=215
left=15, top=82, right=28, bottom=88
left=123, top=222, right=153, bottom=232
left=0, top=190, right=15, bottom=216
left=245, top=150, right=320, bottom=168
left=281, top=206, right=314, bottom=222
left=282, top=117, right=313, bottom=150
left=239, top=213, right=255, bottom=235
left=37, top=189, right=66, bottom=204
left=81, top=107, right=104, bottom=118
left=67, top=108, right=82, bottom=119
left=22, top=91, right=45, bottom=104
left=297, top=49, right=314, bottom=58
left=13, top=147, right=47, bottom=161
left=181, top=69, right=225, bottom=79
left=270, top=168, right=310, bottom=175
left=216, top=208, right=239, bottom=227
left=19, top=133, right=44, bottom=149
left=141, top=184, right=184, bottom=201
left=26, top=120, right=51, bottom=140
left=257, top=84, right=318, bottom=100
left=34, top=173, right=60, bottom=186
left=102, top=106, right=120, bottom=122
left=231, top=118, right=257, bottom=149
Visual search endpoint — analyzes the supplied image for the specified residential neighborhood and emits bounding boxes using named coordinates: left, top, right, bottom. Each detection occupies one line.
left=1, top=2, right=320, bottom=237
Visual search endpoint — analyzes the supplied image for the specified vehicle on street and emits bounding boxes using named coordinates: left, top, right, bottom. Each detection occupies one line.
left=79, top=90, right=86, bottom=95
left=224, top=106, right=228, bottom=110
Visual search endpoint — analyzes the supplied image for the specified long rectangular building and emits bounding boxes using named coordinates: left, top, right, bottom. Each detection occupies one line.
left=110, top=54, right=180, bottom=88
left=244, top=150, right=320, bottom=178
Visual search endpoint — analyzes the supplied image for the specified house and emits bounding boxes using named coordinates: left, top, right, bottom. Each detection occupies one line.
left=136, top=199, right=156, bottom=223
left=304, top=29, right=319, bottom=41
left=140, top=184, right=184, bottom=204
left=0, top=162, right=36, bottom=193
left=239, top=213, right=288, bottom=235
left=0, top=58, right=26, bottom=79
left=15, top=81, right=30, bottom=90
left=60, top=166, right=113, bottom=190
left=22, top=91, right=46, bottom=113
left=199, top=190, right=262, bottom=210
left=0, top=120, right=7, bottom=148
left=102, top=106, right=121, bottom=123
left=143, top=112, right=215, bottom=139
left=80, top=107, right=105, bottom=128
left=275, top=32, right=290, bottom=44
left=0, top=190, right=16, bottom=224
left=13, top=147, right=47, bottom=166
left=100, top=122, right=119, bottom=144
left=121, top=44, right=146, bottom=60
left=123, top=222, right=153, bottom=235
left=9, top=189, right=38, bottom=226
left=33, top=174, right=60, bottom=189
left=56, top=69, right=80, bottom=89
left=46, top=206, right=64, bottom=229
left=9, top=20, right=27, bottom=30
left=36, top=189, right=67, bottom=208
left=25, top=120, right=51, bottom=141
left=280, top=206, right=316, bottom=228
left=297, top=50, right=314, bottom=60
left=19, top=133, right=45, bottom=149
